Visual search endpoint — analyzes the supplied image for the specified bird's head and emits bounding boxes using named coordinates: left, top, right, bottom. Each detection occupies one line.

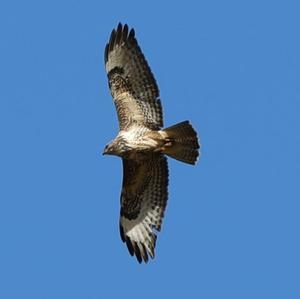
left=103, top=142, right=117, bottom=156
left=103, top=138, right=131, bottom=157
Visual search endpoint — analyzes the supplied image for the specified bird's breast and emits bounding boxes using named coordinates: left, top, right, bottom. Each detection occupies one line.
left=118, top=127, right=161, bottom=156
left=119, top=127, right=149, bottom=142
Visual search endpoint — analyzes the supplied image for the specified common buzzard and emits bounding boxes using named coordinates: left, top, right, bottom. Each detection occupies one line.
left=103, top=23, right=200, bottom=263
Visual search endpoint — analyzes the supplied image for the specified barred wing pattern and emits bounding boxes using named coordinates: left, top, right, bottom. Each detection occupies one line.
left=120, top=154, right=169, bottom=263
left=105, top=23, right=163, bottom=130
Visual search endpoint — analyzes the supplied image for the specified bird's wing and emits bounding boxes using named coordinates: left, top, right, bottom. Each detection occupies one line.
left=120, top=154, right=168, bottom=263
left=105, top=23, right=163, bottom=130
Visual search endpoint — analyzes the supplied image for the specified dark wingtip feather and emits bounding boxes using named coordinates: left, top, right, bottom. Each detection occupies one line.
left=117, top=22, right=122, bottom=31
left=108, top=28, right=116, bottom=52
left=125, top=237, right=134, bottom=256
left=119, top=222, right=125, bottom=242
left=104, top=43, right=109, bottom=63
left=115, top=23, right=123, bottom=45
left=133, top=242, right=142, bottom=263
left=106, top=23, right=133, bottom=64
left=141, top=243, right=149, bottom=263
left=128, top=28, right=135, bottom=40
left=120, top=222, right=153, bottom=263
left=123, top=24, right=129, bottom=41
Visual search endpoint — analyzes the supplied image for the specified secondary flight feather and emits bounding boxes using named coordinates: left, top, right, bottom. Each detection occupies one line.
left=103, top=23, right=200, bottom=263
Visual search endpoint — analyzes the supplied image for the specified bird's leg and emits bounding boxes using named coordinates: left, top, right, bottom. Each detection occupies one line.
left=164, top=137, right=174, bottom=147
left=155, top=137, right=174, bottom=152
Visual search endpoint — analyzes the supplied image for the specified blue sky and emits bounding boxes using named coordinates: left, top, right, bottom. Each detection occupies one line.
left=1, top=0, right=299, bottom=298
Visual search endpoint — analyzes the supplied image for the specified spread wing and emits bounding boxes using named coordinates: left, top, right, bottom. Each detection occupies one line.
left=119, top=154, right=168, bottom=263
left=105, top=23, right=163, bottom=130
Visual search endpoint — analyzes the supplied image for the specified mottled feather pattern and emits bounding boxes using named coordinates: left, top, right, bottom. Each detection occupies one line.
left=120, top=154, right=168, bottom=263
left=103, top=24, right=200, bottom=263
left=105, top=23, right=163, bottom=129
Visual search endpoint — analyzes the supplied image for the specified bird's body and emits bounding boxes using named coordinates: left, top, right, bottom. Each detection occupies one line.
left=105, top=127, right=168, bottom=159
left=103, top=23, right=200, bottom=263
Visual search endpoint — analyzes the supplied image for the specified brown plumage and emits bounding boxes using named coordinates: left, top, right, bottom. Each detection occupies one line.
left=103, top=23, right=200, bottom=263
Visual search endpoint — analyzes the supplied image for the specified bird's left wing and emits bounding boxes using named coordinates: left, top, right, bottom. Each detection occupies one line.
left=119, top=154, right=168, bottom=263
left=105, top=23, right=163, bottom=130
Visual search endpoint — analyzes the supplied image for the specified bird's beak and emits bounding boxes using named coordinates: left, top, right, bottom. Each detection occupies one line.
left=102, top=146, right=108, bottom=155
left=103, top=145, right=111, bottom=155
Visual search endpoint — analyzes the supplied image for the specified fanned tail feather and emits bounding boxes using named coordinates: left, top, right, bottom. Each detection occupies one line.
left=162, top=121, right=200, bottom=165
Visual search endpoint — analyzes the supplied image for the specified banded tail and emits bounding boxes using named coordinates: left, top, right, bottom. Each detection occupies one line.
left=162, top=121, right=200, bottom=165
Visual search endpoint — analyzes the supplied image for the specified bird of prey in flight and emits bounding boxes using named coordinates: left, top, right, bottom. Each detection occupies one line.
left=103, top=23, right=200, bottom=263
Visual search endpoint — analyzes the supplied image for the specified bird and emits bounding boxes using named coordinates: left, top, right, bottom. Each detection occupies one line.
left=103, top=23, right=200, bottom=263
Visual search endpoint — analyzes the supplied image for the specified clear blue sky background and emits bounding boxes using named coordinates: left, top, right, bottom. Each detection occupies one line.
left=0, top=0, right=299, bottom=298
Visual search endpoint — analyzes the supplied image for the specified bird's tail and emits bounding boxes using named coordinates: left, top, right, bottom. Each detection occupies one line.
left=162, top=121, right=200, bottom=165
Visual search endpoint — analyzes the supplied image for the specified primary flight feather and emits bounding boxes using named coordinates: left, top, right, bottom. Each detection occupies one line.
left=103, top=23, right=200, bottom=263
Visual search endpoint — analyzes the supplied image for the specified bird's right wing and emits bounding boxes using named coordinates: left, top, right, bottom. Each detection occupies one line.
left=119, top=154, right=169, bottom=263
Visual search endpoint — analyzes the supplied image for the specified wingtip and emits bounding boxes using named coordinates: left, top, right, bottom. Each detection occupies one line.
left=108, top=28, right=116, bottom=52
left=120, top=222, right=154, bottom=264
left=134, top=242, right=143, bottom=263
left=117, top=23, right=133, bottom=40
left=106, top=23, right=133, bottom=61
left=129, top=28, right=135, bottom=39
left=104, top=43, right=109, bottom=63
